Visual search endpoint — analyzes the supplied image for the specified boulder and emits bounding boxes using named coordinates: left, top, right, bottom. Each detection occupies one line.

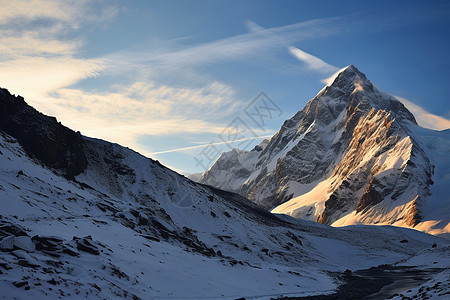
left=0, top=221, right=27, bottom=237
left=12, top=250, right=40, bottom=268
left=74, top=236, right=100, bottom=255
left=14, top=236, right=35, bottom=252
left=32, top=235, right=63, bottom=257
left=138, top=212, right=149, bottom=225
left=62, top=243, right=80, bottom=256
left=0, top=235, right=14, bottom=250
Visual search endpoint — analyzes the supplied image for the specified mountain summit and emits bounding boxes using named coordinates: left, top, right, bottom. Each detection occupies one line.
left=196, top=65, right=450, bottom=236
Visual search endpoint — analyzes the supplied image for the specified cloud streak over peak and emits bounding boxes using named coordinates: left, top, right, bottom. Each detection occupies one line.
left=108, top=15, right=352, bottom=74
left=288, top=46, right=339, bottom=74
left=395, top=96, right=450, bottom=131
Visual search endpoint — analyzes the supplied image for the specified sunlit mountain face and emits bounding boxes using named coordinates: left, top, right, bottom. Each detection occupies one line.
left=196, top=65, right=450, bottom=237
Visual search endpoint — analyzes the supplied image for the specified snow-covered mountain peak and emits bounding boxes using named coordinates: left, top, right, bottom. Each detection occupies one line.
left=196, top=66, right=449, bottom=237
left=330, top=64, right=369, bottom=87
left=313, top=65, right=417, bottom=127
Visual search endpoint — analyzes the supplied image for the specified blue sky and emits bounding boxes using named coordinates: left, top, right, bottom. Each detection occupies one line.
left=1, top=0, right=449, bottom=174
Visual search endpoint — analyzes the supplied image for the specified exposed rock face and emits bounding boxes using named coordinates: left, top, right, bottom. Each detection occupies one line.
left=0, top=88, right=87, bottom=179
left=199, top=140, right=269, bottom=195
left=0, top=221, right=35, bottom=252
left=197, top=65, right=436, bottom=228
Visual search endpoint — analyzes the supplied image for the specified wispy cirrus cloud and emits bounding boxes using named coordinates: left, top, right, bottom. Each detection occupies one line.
left=36, top=81, right=242, bottom=153
left=0, top=0, right=116, bottom=101
left=145, top=135, right=274, bottom=156
left=107, top=15, right=351, bottom=77
left=245, top=20, right=339, bottom=75
left=77, top=15, right=354, bottom=153
left=0, top=4, right=361, bottom=157
left=0, top=57, right=104, bottom=102
left=47, top=80, right=240, bottom=125
left=0, top=0, right=118, bottom=28
left=0, top=33, right=82, bottom=58
left=0, top=0, right=264, bottom=155
left=288, top=46, right=339, bottom=74
left=395, top=96, right=450, bottom=131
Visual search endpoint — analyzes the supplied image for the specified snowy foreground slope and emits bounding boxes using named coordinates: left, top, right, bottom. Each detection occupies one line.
left=0, top=88, right=449, bottom=299
left=196, top=65, right=450, bottom=237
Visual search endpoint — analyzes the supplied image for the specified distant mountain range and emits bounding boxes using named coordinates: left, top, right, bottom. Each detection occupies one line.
left=193, top=65, right=450, bottom=238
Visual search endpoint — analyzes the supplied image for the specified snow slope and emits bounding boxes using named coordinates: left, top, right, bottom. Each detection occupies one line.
left=0, top=87, right=448, bottom=298
left=196, top=65, right=450, bottom=237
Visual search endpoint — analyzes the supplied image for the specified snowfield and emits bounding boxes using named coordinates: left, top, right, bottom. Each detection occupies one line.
left=1, top=130, right=449, bottom=299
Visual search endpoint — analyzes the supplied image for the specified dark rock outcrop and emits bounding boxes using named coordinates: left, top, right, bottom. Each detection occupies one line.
left=73, top=236, right=100, bottom=255
left=0, top=88, right=87, bottom=179
left=32, top=236, right=64, bottom=257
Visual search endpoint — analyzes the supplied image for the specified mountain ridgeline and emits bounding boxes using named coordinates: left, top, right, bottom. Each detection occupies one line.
left=196, top=65, right=450, bottom=235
